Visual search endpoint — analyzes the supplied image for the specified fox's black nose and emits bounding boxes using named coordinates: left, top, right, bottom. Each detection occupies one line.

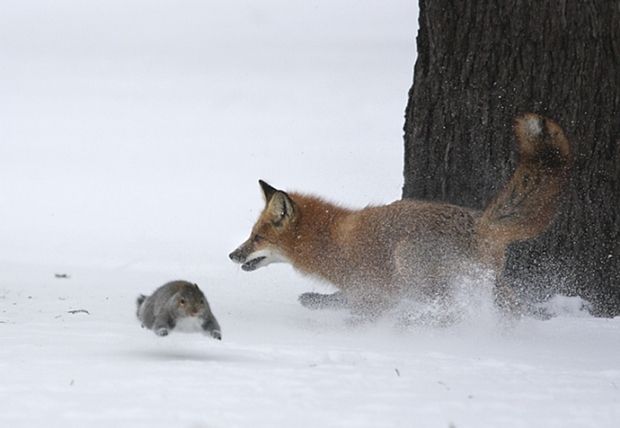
left=229, top=250, right=244, bottom=263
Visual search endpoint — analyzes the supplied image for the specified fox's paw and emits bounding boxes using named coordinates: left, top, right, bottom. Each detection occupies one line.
left=155, top=327, right=169, bottom=337
left=298, top=292, right=322, bottom=309
left=299, top=291, right=348, bottom=310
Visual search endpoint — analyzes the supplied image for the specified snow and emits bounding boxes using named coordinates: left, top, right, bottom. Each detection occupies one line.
left=1, top=1, right=619, bottom=427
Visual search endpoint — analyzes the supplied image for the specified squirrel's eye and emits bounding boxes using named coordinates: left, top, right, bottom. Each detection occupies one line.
left=253, top=235, right=263, bottom=243
left=179, top=299, right=186, bottom=305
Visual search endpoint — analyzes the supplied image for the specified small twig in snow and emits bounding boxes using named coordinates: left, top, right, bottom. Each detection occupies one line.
left=67, top=309, right=90, bottom=315
left=438, top=381, right=450, bottom=391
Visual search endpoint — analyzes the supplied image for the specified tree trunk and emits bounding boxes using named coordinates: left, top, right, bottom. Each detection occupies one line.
left=403, top=0, right=620, bottom=316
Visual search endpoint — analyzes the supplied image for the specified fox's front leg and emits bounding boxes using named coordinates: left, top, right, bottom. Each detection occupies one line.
left=298, top=291, right=348, bottom=310
left=345, top=283, right=401, bottom=322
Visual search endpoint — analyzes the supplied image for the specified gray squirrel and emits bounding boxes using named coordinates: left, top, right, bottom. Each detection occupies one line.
left=136, top=280, right=221, bottom=339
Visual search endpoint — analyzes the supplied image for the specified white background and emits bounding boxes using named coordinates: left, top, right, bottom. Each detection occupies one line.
left=1, top=0, right=412, bottom=270
left=1, top=1, right=619, bottom=427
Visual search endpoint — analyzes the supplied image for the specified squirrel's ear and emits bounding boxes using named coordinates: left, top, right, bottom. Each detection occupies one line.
left=259, top=180, right=279, bottom=203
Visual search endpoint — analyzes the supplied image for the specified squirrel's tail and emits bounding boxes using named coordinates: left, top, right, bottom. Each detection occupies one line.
left=136, top=294, right=147, bottom=319
left=477, top=113, right=571, bottom=247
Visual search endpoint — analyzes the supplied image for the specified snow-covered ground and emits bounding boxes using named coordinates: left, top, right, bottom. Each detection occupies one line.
left=1, top=1, right=619, bottom=427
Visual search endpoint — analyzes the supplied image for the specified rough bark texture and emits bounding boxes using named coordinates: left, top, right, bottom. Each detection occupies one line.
left=403, top=0, right=620, bottom=316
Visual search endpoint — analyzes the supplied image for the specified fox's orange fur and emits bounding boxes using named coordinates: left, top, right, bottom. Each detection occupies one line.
left=230, top=114, right=571, bottom=317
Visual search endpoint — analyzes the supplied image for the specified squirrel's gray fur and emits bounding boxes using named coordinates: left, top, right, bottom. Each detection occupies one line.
left=136, top=280, right=221, bottom=339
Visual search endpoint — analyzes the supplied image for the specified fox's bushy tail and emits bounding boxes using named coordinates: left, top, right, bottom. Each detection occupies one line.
left=478, top=113, right=571, bottom=247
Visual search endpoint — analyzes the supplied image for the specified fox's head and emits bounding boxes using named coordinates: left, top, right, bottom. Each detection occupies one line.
left=229, top=180, right=296, bottom=272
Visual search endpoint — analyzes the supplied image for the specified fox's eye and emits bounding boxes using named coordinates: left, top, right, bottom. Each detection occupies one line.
left=179, top=299, right=186, bottom=305
left=253, top=235, right=264, bottom=243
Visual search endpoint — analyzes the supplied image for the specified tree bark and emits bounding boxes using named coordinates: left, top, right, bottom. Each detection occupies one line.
left=403, top=0, right=620, bottom=316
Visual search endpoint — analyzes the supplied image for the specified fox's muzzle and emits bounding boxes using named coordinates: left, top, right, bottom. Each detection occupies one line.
left=229, top=242, right=269, bottom=271
left=229, top=248, right=247, bottom=264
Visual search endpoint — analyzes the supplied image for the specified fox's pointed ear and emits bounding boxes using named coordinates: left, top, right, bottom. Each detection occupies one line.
left=259, top=180, right=278, bottom=203
left=267, top=191, right=295, bottom=226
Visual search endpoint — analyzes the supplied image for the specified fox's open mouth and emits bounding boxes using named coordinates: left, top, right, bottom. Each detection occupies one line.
left=242, top=256, right=266, bottom=271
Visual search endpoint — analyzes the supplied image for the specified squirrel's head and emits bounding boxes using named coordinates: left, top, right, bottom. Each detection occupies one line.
left=173, top=283, right=209, bottom=317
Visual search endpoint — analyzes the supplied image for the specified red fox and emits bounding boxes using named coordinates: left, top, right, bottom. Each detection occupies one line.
left=229, top=114, right=571, bottom=317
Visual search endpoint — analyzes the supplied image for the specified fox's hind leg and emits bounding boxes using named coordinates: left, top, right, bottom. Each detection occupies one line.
left=298, top=291, right=348, bottom=310
left=494, top=280, right=523, bottom=317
